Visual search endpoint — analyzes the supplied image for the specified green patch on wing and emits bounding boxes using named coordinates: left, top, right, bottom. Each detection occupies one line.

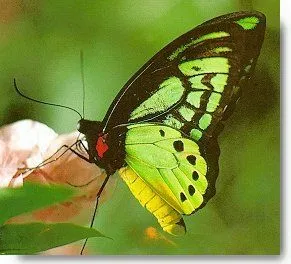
left=187, top=91, right=204, bottom=108
left=163, top=114, right=184, bottom=129
left=199, top=113, right=212, bottom=130
left=125, top=124, right=209, bottom=215
left=189, top=75, right=210, bottom=90
left=130, top=77, right=185, bottom=120
left=190, top=129, right=203, bottom=141
left=178, top=106, right=195, bottom=121
left=235, top=16, right=260, bottom=30
left=168, top=31, right=230, bottom=60
left=126, top=123, right=181, bottom=144
left=211, top=74, right=228, bottom=93
left=211, top=47, right=232, bottom=53
left=179, top=57, right=230, bottom=76
left=206, top=93, right=222, bottom=112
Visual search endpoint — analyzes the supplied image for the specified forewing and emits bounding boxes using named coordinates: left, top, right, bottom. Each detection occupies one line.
left=102, top=11, right=266, bottom=143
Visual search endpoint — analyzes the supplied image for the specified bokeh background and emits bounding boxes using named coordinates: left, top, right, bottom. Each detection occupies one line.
left=0, top=0, right=279, bottom=255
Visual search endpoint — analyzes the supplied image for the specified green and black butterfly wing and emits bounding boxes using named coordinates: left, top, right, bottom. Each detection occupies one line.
left=124, top=123, right=209, bottom=214
left=120, top=123, right=215, bottom=235
left=102, top=11, right=266, bottom=142
left=102, top=11, right=265, bottom=233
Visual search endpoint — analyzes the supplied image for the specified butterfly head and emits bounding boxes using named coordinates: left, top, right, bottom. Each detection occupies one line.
left=77, top=119, right=113, bottom=169
left=77, top=119, right=103, bottom=135
left=77, top=118, right=106, bottom=159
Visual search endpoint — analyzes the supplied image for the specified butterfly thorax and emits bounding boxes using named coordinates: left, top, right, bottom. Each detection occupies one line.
left=77, top=119, right=126, bottom=174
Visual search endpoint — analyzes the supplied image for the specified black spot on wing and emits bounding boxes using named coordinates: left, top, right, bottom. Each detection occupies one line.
left=188, top=185, right=195, bottom=196
left=180, top=192, right=187, bottom=202
left=173, top=140, right=184, bottom=152
left=159, top=129, right=165, bottom=137
left=187, top=155, right=196, bottom=165
left=192, top=171, right=199, bottom=181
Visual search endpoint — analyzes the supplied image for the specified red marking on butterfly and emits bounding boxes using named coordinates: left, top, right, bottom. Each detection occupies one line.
left=96, top=134, right=109, bottom=158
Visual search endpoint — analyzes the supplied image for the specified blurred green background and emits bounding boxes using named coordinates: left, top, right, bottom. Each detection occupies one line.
left=0, top=0, right=279, bottom=255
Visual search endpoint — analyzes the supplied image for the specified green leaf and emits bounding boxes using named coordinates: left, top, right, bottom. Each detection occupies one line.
left=0, top=222, right=107, bottom=254
left=0, top=182, right=75, bottom=225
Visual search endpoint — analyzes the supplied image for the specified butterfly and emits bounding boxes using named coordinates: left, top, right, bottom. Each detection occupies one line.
left=77, top=11, right=266, bottom=236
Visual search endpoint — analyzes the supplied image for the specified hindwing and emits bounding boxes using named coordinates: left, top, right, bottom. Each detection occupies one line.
left=122, top=123, right=218, bottom=215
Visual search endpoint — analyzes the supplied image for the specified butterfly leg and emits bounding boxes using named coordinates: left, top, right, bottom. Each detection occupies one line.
left=20, top=140, right=91, bottom=175
left=40, top=141, right=88, bottom=166
left=80, top=173, right=111, bottom=255
left=61, top=143, right=91, bottom=163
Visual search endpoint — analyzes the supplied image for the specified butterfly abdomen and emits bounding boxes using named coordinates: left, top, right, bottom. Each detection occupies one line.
left=119, top=167, right=186, bottom=236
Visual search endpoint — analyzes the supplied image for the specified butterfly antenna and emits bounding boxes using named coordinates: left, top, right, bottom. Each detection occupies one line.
left=80, top=50, right=86, bottom=118
left=13, top=78, right=82, bottom=119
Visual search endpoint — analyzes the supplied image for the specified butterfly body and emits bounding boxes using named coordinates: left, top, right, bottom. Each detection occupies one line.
left=77, top=119, right=126, bottom=175
left=77, top=11, right=266, bottom=235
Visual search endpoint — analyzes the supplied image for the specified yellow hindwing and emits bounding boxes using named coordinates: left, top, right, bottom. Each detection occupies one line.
left=119, top=167, right=186, bottom=236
